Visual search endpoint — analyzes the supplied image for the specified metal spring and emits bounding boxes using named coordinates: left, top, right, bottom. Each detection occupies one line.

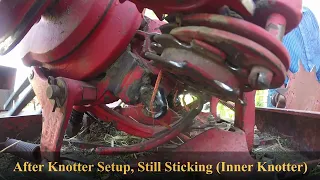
left=69, top=109, right=84, bottom=126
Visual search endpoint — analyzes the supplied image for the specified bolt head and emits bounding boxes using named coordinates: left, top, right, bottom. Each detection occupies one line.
left=46, top=85, right=61, bottom=99
left=248, top=66, right=273, bottom=89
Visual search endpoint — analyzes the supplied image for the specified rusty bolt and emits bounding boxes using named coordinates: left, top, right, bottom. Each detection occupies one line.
left=46, top=85, right=61, bottom=99
left=248, top=66, right=273, bottom=89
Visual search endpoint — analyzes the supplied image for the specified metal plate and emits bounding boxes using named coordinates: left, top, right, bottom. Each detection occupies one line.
left=256, top=108, right=320, bottom=157
left=181, top=13, right=290, bottom=69
left=169, top=26, right=286, bottom=90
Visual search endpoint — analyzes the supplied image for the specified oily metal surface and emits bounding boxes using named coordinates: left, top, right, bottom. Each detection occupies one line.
left=169, top=26, right=286, bottom=90
left=21, top=0, right=142, bottom=80
left=150, top=34, right=241, bottom=102
left=180, top=13, right=290, bottom=70
left=156, top=47, right=241, bottom=102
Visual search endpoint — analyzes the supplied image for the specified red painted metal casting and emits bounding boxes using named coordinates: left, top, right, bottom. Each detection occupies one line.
left=126, top=0, right=255, bottom=18
left=256, top=108, right=320, bottom=156
left=181, top=13, right=290, bottom=70
left=21, top=0, right=142, bottom=80
left=23, top=0, right=117, bottom=64
left=174, top=128, right=255, bottom=164
left=29, top=67, right=97, bottom=161
left=0, top=0, right=304, bottom=165
left=126, top=0, right=301, bottom=34
left=0, top=66, right=16, bottom=90
left=170, top=26, right=287, bottom=89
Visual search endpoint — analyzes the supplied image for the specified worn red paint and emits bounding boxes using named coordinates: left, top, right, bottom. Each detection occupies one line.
left=256, top=108, right=320, bottom=156
left=0, top=114, right=42, bottom=142
left=20, top=0, right=142, bottom=80
left=182, top=13, right=290, bottom=69
left=281, top=61, right=320, bottom=111
left=0, top=66, right=17, bottom=90
left=23, top=0, right=115, bottom=64
left=30, top=67, right=97, bottom=161
left=250, top=0, right=302, bottom=34
left=0, top=0, right=303, bottom=163
left=174, top=128, right=255, bottom=165
left=170, top=26, right=287, bottom=90
left=235, top=91, right=256, bottom=151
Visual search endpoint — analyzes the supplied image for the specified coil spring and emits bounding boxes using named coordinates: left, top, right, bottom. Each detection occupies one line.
left=69, top=109, right=84, bottom=126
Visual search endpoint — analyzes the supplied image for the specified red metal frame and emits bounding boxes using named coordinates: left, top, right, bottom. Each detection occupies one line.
left=235, top=91, right=256, bottom=151
left=175, top=127, right=255, bottom=165
left=256, top=108, right=320, bottom=156
left=21, top=0, right=143, bottom=80
left=29, top=67, right=98, bottom=161
left=96, top=105, right=202, bottom=155
left=126, top=0, right=255, bottom=18
left=126, top=0, right=301, bottom=34
left=257, top=61, right=320, bottom=157
left=210, top=91, right=256, bottom=151
left=181, top=13, right=290, bottom=70
left=0, top=0, right=304, bottom=165
left=280, top=61, right=320, bottom=111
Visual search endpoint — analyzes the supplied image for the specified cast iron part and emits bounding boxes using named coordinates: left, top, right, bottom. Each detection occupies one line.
left=140, top=85, right=168, bottom=119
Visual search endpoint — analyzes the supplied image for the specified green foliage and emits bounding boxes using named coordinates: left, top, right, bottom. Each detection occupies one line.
left=217, top=90, right=268, bottom=120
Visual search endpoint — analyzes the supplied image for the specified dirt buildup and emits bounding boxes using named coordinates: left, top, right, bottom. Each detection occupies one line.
left=0, top=113, right=319, bottom=179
